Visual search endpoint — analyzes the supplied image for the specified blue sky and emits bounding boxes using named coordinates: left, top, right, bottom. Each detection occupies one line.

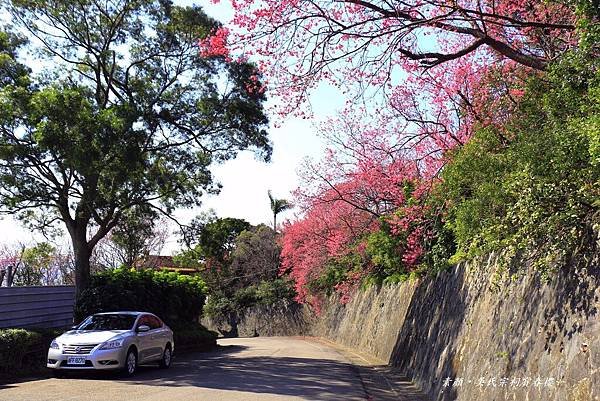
left=0, top=0, right=344, bottom=254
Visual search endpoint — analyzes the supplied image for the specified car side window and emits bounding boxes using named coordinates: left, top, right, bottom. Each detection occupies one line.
left=136, top=315, right=150, bottom=329
left=148, top=316, right=162, bottom=329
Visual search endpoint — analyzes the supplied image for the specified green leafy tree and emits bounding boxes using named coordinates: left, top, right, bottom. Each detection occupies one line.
left=0, top=0, right=271, bottom=295
left=0, top=31, right=29, bottom=88
left=179, top=220, right=294, bottom=337
left=1, top=242, right=71, bottom=286
left=181, top=222, right=281, bottom=292
left=177, top=214, right=252, bottom=337
left=110, top=207, right=158, bottom=267
left=179, top=212, right=251, bottom=264
left=439, top=26, right=600, bottom=266
left=89, top=206, right=170, bottom=270
left=230, top=225, right=281, bottom=281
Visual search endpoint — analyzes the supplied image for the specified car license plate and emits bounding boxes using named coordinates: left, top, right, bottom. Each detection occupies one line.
left=67, top=356, right=86, bottom=365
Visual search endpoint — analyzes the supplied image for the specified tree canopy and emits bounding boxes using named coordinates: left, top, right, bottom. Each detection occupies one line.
left=0, top=0, right=271, bottom=294
left=179, top=212, right=252, bottom=263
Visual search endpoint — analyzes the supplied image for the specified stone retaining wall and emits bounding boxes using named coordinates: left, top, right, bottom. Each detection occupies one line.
left=204, top=251, right=600, bottom=401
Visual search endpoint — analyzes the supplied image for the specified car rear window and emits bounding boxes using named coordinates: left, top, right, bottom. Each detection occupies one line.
left=77, top=314, right=137, bottom=330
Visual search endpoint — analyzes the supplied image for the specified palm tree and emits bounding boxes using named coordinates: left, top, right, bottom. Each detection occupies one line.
left=268, top=190, right=292, bottom=231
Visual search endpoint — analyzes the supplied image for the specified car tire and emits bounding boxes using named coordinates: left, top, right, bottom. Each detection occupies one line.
left=123, top=348, right=138, bottom=377
left=159, top=344, right=172, bottom=369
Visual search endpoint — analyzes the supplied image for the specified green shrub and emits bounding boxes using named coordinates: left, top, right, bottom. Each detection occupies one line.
left=254, top=279, right=296, bottom=305
left=0, top=329, right=41, bottom=373
left=438, top=40, right=600, bottom=268
left=75, top=268, right=207, bottom=327
left=365, top=224, right=405, bottom=278
left=307, top=259, right=352, bottom=295
left=203, top=278, right=297, bottom=324
left=0, top=328, right=62, bottom=376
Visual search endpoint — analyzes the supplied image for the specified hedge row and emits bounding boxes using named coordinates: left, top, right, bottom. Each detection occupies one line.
left=74, top=268, right=218, bottom=353
left=75, top=268, right=207, bottom=327
left=0, top=328, right=61, bottom=377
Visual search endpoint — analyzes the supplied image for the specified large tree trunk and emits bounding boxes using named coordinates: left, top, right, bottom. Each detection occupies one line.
left=72, top=233, right=91, bottom=297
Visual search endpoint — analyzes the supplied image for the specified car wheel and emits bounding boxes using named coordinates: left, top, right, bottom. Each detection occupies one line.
left=123, top=348, right=138, bottom=377
left=159, top=344, right=172, bottom=369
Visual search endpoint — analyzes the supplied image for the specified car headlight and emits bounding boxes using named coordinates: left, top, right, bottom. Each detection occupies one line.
left=50, top=339, right=60, bottom=349
left=100, top=339, right=124, bottom=350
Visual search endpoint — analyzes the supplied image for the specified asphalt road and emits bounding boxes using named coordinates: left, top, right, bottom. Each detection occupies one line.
left=0, top=337, right=368, bottom=401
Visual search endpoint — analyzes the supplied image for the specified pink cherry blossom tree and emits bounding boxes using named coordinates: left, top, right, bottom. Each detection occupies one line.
left=202, top=0, right=583, bottom=304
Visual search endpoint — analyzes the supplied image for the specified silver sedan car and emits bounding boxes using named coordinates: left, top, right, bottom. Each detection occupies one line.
left=47, top=311, right=174, bottom=376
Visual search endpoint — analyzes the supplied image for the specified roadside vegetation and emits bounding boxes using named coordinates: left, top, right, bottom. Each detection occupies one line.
left=176, top=212, right=297, bottom=337
left=214, top=2, right=600, bottom=305
left=0, top=328, right=62, bottom=379
left=280, top=32, right=600, bottom=305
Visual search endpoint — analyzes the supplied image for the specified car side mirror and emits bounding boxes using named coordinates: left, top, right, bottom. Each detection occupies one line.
left=71, top=325, right=79, bottom=330
left=137, top=325, right=150, bottom=333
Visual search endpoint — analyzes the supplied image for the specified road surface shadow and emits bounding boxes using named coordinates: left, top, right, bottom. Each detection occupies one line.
left=117, top=347, right=364, bottom=401
left=0, top=345, right=245, bottom=387
left=0, top=373, right=52, bottom=388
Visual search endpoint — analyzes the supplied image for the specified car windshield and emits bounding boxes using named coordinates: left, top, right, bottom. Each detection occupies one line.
left=77, top=314, right=137, bottom=331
